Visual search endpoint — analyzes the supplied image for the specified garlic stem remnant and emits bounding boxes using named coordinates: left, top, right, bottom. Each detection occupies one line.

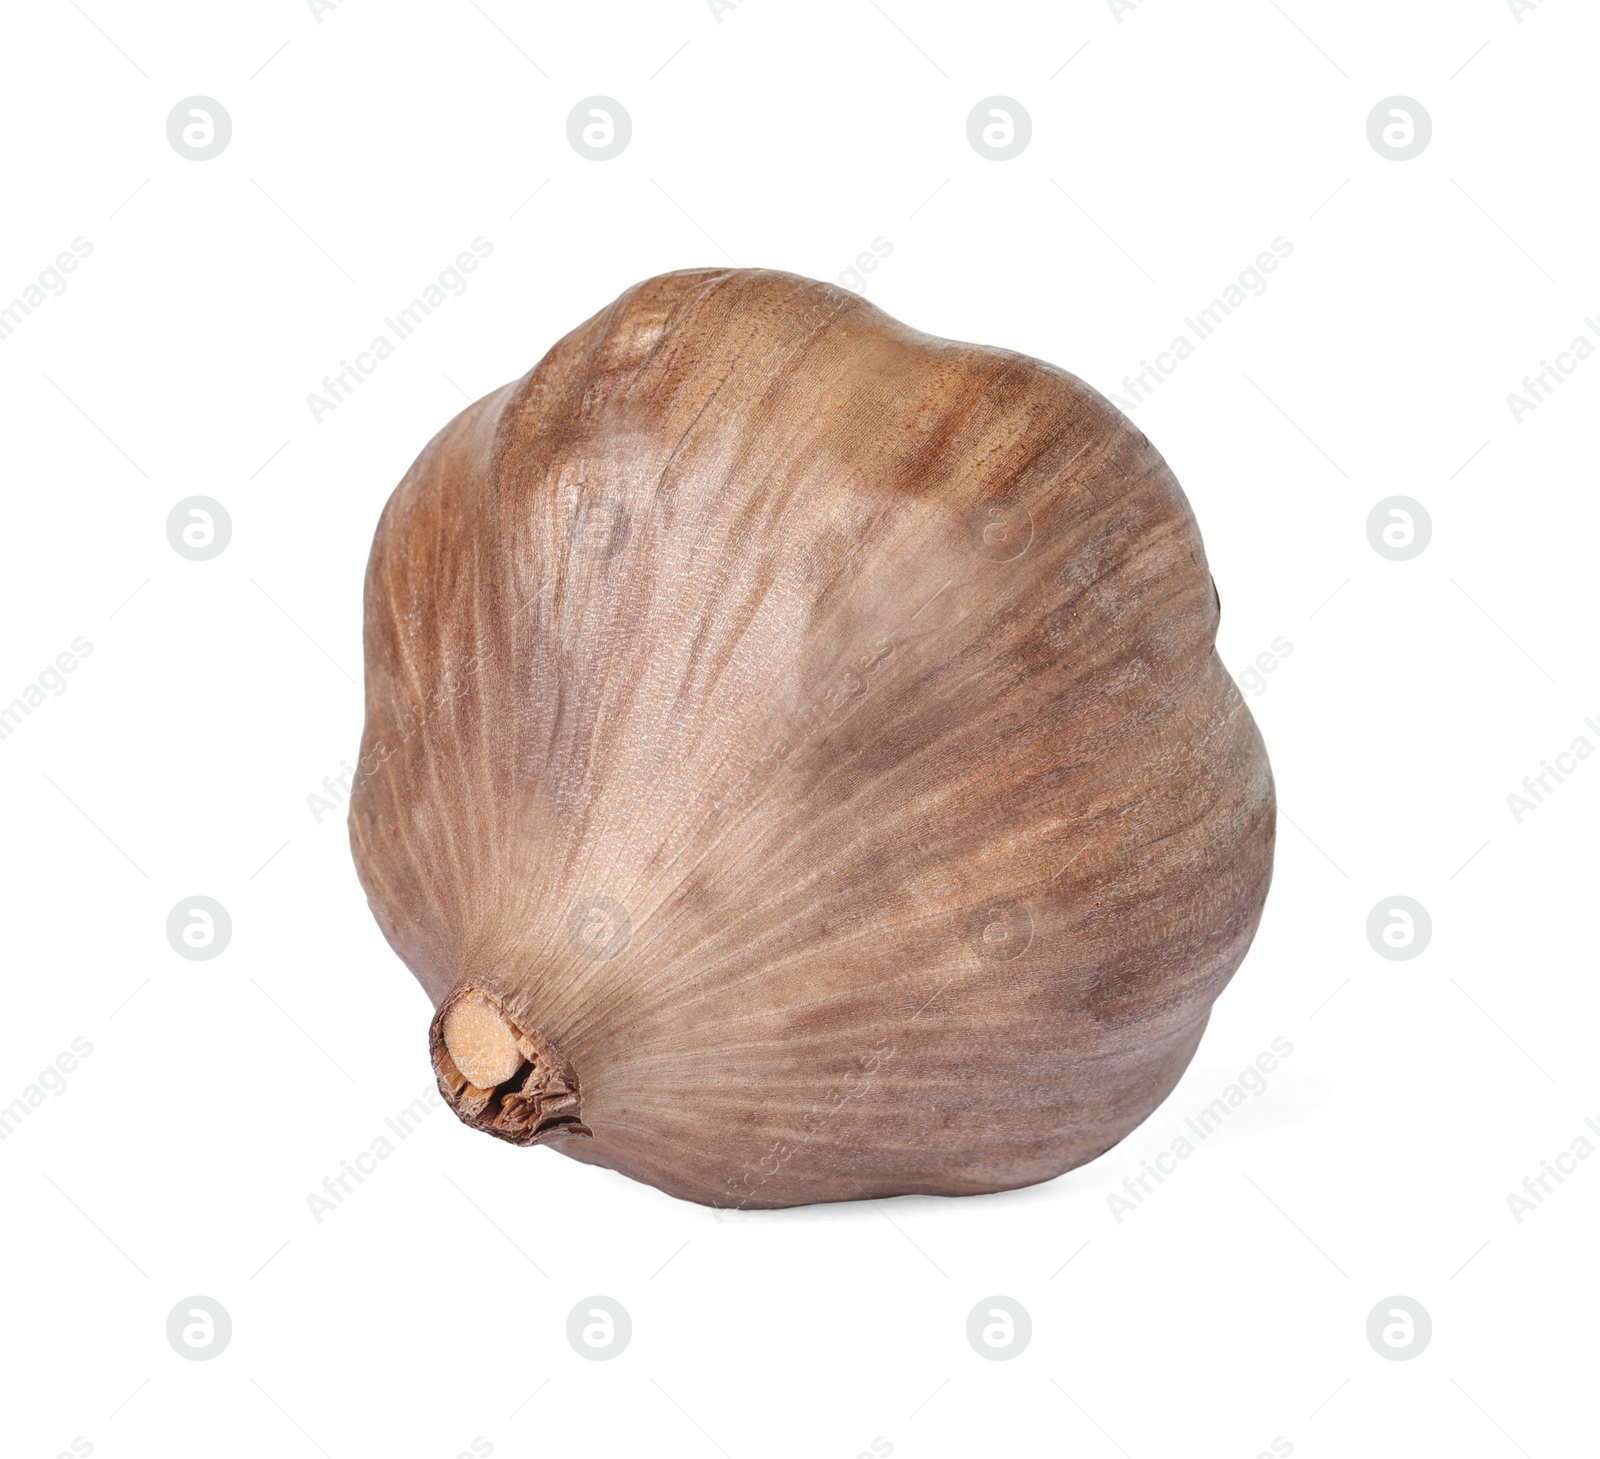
left=441, top=993, right=525, bottom=1089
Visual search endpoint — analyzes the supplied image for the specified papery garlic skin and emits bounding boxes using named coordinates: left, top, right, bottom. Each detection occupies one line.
left=351, top=268, right=1275, bottom=1209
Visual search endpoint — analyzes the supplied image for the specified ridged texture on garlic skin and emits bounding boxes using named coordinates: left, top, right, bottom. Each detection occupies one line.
left=349, top=267, right=1275, bottom=1209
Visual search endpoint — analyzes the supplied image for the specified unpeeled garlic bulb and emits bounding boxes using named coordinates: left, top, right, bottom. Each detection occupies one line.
left=349, top=267, right=1275, bottom=1208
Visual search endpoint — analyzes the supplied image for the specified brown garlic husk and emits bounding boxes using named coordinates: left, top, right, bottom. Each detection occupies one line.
left=349, top=267, right=1275, bottom=1209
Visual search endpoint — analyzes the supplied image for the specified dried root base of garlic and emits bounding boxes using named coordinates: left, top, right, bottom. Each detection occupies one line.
left=430, top=989, right=589, bottom=1145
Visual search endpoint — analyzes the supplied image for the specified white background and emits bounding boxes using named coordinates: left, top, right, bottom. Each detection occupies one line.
left=2, top=2, right=1595, bottom=1456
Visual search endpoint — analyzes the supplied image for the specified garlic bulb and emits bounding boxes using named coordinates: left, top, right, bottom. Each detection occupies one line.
left=349, top=267, right=1275, bottom=1209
